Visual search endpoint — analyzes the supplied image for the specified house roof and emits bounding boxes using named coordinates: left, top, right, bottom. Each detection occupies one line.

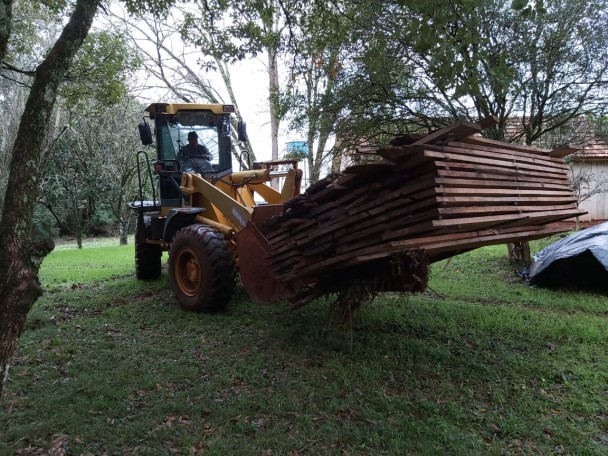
left=572, top=143, right=608, bottom=161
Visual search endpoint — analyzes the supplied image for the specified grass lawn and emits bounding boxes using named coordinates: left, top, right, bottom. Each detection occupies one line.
left=1, top=237, right=607, bottom=455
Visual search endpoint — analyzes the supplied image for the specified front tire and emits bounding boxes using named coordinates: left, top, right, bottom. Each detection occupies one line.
left=169, top=224, right=236, bottom=312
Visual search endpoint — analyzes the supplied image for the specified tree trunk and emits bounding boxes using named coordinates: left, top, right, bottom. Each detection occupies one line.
left=0, top=0, right=12, bottom=65
left=507, top=241, right=531, bottom=265
left=268, top=47, right=280, bottom=188
left=0, top=0, right=101, bottom=397
left=119, top=219, right=129, bottom=245
left=331, top=150, right=342, bottom=173
left=307, top=135, right=319, bottom=184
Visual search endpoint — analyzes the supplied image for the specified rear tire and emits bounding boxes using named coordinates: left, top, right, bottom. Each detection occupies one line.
left=135, top=215, right=162, bottom=280
left=169, top=224, right=236, bottom=312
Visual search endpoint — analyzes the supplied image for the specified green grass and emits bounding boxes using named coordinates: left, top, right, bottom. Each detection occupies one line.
left=1, top=238, right=607, bottom=455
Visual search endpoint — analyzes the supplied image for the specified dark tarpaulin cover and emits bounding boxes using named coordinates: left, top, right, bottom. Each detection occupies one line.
left=529, top=221, right=608, bottom=292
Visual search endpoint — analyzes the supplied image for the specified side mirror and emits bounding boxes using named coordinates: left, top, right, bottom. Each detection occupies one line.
left=237, top=119, right=248, bottom=142
left=138, top=121, right=153, bottom=146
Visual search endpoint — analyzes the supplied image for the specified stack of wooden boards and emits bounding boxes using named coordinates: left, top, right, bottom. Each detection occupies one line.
left=256, top=119, right=585, bottom=304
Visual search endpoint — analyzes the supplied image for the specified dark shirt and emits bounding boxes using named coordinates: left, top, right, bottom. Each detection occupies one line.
left=177, top=143, right=212, bottom=162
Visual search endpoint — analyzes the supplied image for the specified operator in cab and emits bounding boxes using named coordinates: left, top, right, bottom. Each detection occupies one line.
left=178, top=131, right=212, bottom=163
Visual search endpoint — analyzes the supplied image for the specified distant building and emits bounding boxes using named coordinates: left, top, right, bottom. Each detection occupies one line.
left=570, top=145, right=608, bottom=222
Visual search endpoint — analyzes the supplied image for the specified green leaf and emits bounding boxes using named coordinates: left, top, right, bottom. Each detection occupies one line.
left=511, top=0, right=527, bottom=10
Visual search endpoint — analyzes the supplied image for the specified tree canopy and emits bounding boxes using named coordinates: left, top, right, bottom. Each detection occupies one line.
left=327, top=0, right=608, bottom=149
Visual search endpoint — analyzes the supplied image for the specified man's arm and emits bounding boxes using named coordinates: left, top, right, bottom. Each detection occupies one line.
left=199, top=145, right=212, bottom=160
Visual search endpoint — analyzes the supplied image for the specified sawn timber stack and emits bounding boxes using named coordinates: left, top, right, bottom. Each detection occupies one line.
left=236, top=119, right=585, bottom=307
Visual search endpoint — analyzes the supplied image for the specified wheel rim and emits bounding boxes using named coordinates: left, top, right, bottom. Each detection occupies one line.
left=175, top=247, right=202, bottom=296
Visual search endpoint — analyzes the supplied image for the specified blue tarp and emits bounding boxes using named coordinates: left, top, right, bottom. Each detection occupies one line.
left=529, top=222, right=608, bottom=292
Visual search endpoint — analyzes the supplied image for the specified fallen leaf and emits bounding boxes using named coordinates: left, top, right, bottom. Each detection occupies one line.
left=48, top=434, right=70, bottom=456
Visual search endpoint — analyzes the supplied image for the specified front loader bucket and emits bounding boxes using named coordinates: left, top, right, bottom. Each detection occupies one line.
left=235, top=217, right=293, bottom=303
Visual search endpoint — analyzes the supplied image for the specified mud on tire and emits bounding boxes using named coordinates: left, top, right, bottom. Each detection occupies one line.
left=169, top=224, right=236, bottom=312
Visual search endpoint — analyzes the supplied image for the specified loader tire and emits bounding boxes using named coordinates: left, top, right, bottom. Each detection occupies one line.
left=169, top=224, right=235, bottom=313
left=135, top=215, right=162, bottom=280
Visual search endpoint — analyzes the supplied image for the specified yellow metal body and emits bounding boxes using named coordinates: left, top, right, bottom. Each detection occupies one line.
left=177, top=167, right=299, bottom=233
left=145, top=102, right=235, bottom=118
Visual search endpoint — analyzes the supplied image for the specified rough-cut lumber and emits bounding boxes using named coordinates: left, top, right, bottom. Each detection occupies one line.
left=412, top=119, right=482, bottom=145
left=460, top=135, right=553, bottom=156
left=550, top=144, right=583, bottom=158
left=243, top=119, right=586, bottom=307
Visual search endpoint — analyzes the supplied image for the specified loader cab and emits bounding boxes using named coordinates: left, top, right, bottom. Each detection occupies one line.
left=141, top=103, right=244, bottom=209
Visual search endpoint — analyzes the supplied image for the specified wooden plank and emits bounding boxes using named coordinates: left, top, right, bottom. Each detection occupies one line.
left=376, top=146, right=422, bottom=163
left=340, top=212, right=438, bottom=246
left=354, top=145, right=380, bottom=155
left=478, top=115, right=499, bottom=130
left=437, top=187, right=575, bottom=197
left=396, top=225, right=548, bottom=247
left=443, top=143, right=569, bottom=172
left=276, top=221, right=437, bottom=278
left=340, top=226, right=546, bottom=264
left=342, top=162, right=396, bottom=178
left=436, top=195, right=577, bottom=206
left=269, top=188, right=440, bottom=258
left=550, top=144, right=583, bottom=158
left=497, top=210, right=586, bottom=229
left=308, top=184, right=349, bottom=203
left=423, top=150, right=569, bottom=176
left=278, top=213, right=578, bottom=280
left=272, top=213, right=438, bottom=269
left=459, top=135, right=552, bottom=156
left=412, top=119, right=482, bottom=145
left=422, top=228, right=567, bottom=258
left=436, top=168, right=572, bottom=186
left=449, top=140, right=566, bottom=166
left=266, top=179, right=378, bottom=238
left=433, top=160, right=570, bottom=182
left=306, top=172, right=410, bottom=220
left=425, top=225, right=570, bottom=255
left=434, top=177, right=572, bottom=192
left=303, top=175, right=335, bottom=195
left=431, top=208, right=585, bottom=229
left=437, top=204, right=579, bottom=216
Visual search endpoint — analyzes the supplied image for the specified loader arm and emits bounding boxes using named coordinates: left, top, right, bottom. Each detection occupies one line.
left=180, top=172, right=253, bottom=230
left=180, top=166, right=301, bottom=232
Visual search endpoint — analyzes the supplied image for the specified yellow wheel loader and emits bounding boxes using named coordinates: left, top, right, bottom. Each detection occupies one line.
left=132, top=104, right=583, bottom=312
left=131, top=103, right=302, bottom=312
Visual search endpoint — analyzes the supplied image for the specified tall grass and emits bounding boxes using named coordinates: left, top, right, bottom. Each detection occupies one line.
left=1, top=238, right=607, bottom=455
